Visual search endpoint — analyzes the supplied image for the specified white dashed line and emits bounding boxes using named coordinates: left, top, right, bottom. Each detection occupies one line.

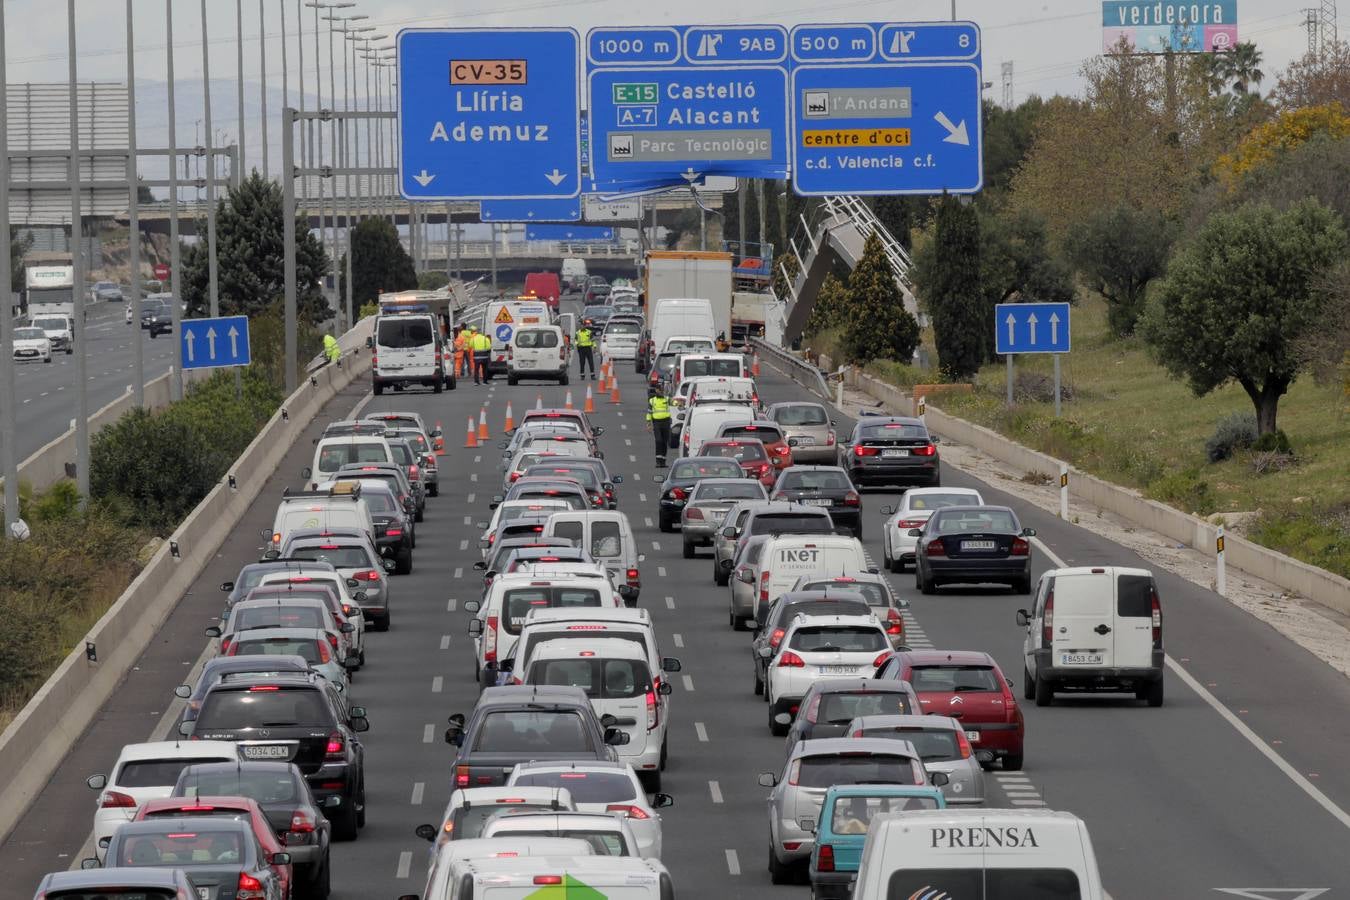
left=446, top=598, right=458, bottom=612
left=665, top=596, right=675, bottom=610
left=629, top=454, right=637, bottom=462
left=682, top=675, right=695, bottom=692
left=625, top=438, right=632, bottom=446
left=453, top=567, right=463, bottom=579
left=411, top=782, right=425, bottom=805
left=464, top=516, right=473, bottom=525
left=422, top=724, right=435, bottom=743
left=470, top=473, right=478, bottom=482
left=651, top=541, right=661, bottom=551
left=672, top=633, right=684, bottom=648
left=396, top=851, right=412, bottom=879
left=695, top=722, right=709, bottom=742
left=440, top=635, right=451, bottom=650
left=459, top=539, right=469, bottom=551
left=466, top=493, right=476, bottom=504
left=709, top=780, right=723, bottom=804
left=639, top=493, right=648, bottom=502
left=657, top=566, right=667, bottom=577
left=432, top=676, right=444, bottom=693
left=644, top=517, right=654, bottom=528
left=725, top=849, right=740, bottom=875
left=474, top=455, right=481, bottom=463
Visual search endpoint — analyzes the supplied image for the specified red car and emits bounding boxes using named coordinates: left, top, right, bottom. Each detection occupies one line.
left=715, top=420, right=793, bottom=472
left=697, top=439, right=777, bottom=488
left=135, top=795, right=293, bottom=899
left=873, top=649, right=1025, bottom=770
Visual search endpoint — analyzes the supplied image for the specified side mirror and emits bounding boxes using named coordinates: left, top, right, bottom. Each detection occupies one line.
left=757, top=772, right=778, bottom=787
left=736, top=568, right=755, bottom=585
left=930, top=772, right=950, bottom=787
left=341, top=622, right=355, bottom=634
left=745, top=618, right=758, bottom=631
left=205, top=626, right=222, bottom=638
left=364, top=336, right=373, bottom=348
left=757, top=646, right=773, bottom=659
left=651, top=793, right=674, bottom=809
left=658, top=681, right=673, bottom=695
left=382, top=558, right=397, bottom=573
left=323, top=795, right=343, bottom=808
left=830, top=419, right=837, bottom=427
left=652, top=474, right=665, bottom=483
left=499, top=441, right=511, bottom=450
left=879, top=505, right=894, bottom=516
left=592, top=426, right=605, bottom=436
left=464, top=599, right=481, bottom=613
left=344, top=656, right=360, bottom=670
left=603, top=727, right=630, bottom=746
left=473, top=561, right=487, bottom=571
left=346, top=577, right=360, bottom=587
left=174, top=684, right=192, bottom=699
left=489, top=503, right=501, bottom=511
left=600, top=713, right=617, bottom=728
left=637, top=554, right=646, bottom=563
left=354, top=591, right=368, bottom=602
left=931, top=436, right=941, bottom=444
left=414, top=823, right=437, bottom=842
left=445, top=724, right=463, bottom=746
left=270, top=852, right=292, bottom=866
left=467, top=620, right=484, bottom=636
left=661, top=657, right=682, bottom=673
left=612, top=474, right=624, bottom=484
left=351, top=716, right=370, bottom=733
left=219, top=581, right=235, bottom=592
left=301, top=466, right=312, bottom=480
left=721, top=526, right=738, bottom=539
left=86, top=774, right=107, bottom=790
left=908, top=528, right=924, bottom=537
left=1016, top=609, right=1030, bottom=627
left=262, top=549, right=281, bottom=560
left=1022, top=527, right=1037, bottom=537
left=787, top=438, right=799, bottom=447
left=178, top=721, right=193, bottom=737
left=498, top=659, right=514, bottom=674
left=867, top=567, right=879, bottom=575
left=773, top=712, right=792, bottom=725
left=80, top=858, right=101, bottom=870
left=448, top=713, right=466, bottom=727
left=98, top=836, right=112, bottom=849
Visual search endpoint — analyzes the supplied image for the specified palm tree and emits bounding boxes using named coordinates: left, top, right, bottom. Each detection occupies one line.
left=1217, top=41, right=1265, bottom=95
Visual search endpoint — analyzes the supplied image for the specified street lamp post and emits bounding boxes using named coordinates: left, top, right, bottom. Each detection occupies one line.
left=346, top=27, right=377, bottom=230
left=67, top=0, right=90, bottom=501
left=126, top=0, right=144, bottom=410
left=167, top=0, right=184, bottom=400
left=305, top=1, right=355, bottom=329
left=236, top=0, right=246, bottom=176
left=259, top=0, right=269, bottom=176
left=0, top=0, right=17, bottom=532
left=323, top=11, right=367, bottom=330
left=200, top=0, right=220, bottom=317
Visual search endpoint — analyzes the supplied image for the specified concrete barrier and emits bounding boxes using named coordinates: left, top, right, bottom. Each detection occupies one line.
left=0, top=320, right=375, bottom=847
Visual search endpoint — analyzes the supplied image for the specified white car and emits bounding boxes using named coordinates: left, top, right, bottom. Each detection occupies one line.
left=880, top=487, right=985, bottom=572
left=762, top=613, right=892, bottom=736
left=598, top=318, right=642, bottom=360
left=481, top=811, right=645, bottom=857
left=415, top=785, right=576, bottom=859
left=507, top=760, right=672, bottom=860
left=507, top=325, right=570, bottom=385
left=85, top=740, right=240, bottom=860
left=12, top=326, right=52, bottom=363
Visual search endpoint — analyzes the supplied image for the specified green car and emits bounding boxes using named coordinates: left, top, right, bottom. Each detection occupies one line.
left=809, top=784, right=946, bottom=900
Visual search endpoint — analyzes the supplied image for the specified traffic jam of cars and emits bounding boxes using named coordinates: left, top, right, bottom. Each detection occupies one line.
left=46, top=302, right=1153, bottom=900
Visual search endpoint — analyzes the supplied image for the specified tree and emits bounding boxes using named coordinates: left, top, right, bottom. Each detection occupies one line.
left=869, top=196, right=923, bottom=251
left=10, top=227, right=31, bottom=293
left=181, top=172, right=329, bottom=323
left=982, top=96, right=1048, bottom=197
left=339, top=217, right=416, bottom=311
left=1273, top=41, right=1350, bottom=110
left=840, top=233, right=920, bottom=366
left=1065, top=204, right=1174, bottom=336
left=1213, top=103, right=1350, bottom=190
left=916, top=196, right=984, bottom=381
left=1142, top=199, right=1347, bottom=435
left=1211, top=41, right=1265, bottom=96
left=803, top=271, right=848, bottom=340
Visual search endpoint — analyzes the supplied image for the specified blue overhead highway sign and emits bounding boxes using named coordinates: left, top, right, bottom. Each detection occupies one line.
left=789, top=22, right=983, bottom=196
left=526, top=224, right=615, bottom=242
left=995, top=302, right=1071, bottom=355
left=480, top=198, right=582, bottom=222
left=180, top=315, right=251, bottom=370
left=396, top=28, right=581, bottom=201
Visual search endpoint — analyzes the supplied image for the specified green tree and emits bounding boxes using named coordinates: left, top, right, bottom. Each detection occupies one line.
left=339, top=217, right=416, bottom=311
left=840, top=233, right=920, bottom=365
left=418, top=271, right=450, bottom=291
left=10, top=227, right=31, bottom=292
left=1065, top=204, right=1174, bottom=336
left=869, top=196, right=922, bottom=251
left=982, top=96, right=1047, bottom=196
left=978, top=208, right=1076, bottom=358
left=916, top=196, right=984, bottom=380
left=1142, top=199, right=1347, bottom=435
left=181, top=171, right=329, bottom=323
left=803, top=271, right=848, bottom=340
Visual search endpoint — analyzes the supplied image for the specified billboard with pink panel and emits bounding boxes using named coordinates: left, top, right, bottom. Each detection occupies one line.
left=1102, top=1, right=1238, bottom=53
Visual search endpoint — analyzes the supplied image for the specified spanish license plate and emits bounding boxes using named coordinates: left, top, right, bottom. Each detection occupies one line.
left=881, top=448, right=909, bottom=458
left=1061, top=653, right=1103, bottom=665
left=961, top=540, right=996, bottom=551
left=803, top=498, right=833, bottom=507
left=965, top=731, right=981, bottom=742
left=242, top=745, right=291, bottom=760
left=795, top=436, right=816, bottom=445
left=820, top=665, right=858, bottom=675
left=518, top=360, right=535, bottom=367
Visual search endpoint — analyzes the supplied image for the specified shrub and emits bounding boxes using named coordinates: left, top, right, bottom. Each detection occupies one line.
left=1205, top=412, right=1258, bottom=463
left=1252, top=429, right=1293, bottom=454
left=1148, top=468, right=1217, bottom=515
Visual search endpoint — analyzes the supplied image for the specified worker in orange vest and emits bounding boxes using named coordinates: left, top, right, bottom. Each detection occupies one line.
left=453, top=325, right=470, bottom=378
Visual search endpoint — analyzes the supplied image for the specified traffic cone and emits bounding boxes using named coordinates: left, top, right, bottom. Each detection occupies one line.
left=503, top=401, right=515, bottom=432
left=751, top=353, right=761, bottom=376
left=609, top=380, right=622, bottom=404
left=565, top=390, right=574, bottom=410
left=584, top=385, right=595, bottom=413
left=477, top=407, right=490, bottom=441
left=464, top=416, right=478, bottom=448
left=434, top=420, right=446, bottom=456
left=536, top=393, right=544, bottom=410
left=596, top=369, right=608, bottom=393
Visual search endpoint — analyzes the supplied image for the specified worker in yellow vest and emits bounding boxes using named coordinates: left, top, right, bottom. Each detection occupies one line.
left=453, top=325, right=470, bottom=378
left=469, top=326, right=493, bottom=384
left=645, top=384, right=672, bottom=467
left=575, top=319, right=596, bottom=380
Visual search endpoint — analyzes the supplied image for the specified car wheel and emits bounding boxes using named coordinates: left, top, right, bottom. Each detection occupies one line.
left=309, top=852, right=331, bottom=899
left=428, top=483, right=439, bottom=497
left=1014, top=575, right=1031, bottom=594
left=1002, top=751, right=1024, bottom=771
left=768, top=707, right=789, bottom=737
left=1023, top=664, right=1035, bottom=700
left=507, top=374, right=519, bottom=386
left=355, top=781, right=366, bottom=829
left=768, top=843, right=791, bottom=885
left=919, top=567, right=937, bottom=596
left=1034, top=671, right=1054, bottom=707
left=658, top=515, right=673, bottom=533
left=890, top=553, right=905, bottom=574
left=682, top=540, right=695, bottom=559
left=882, top=541, right=892, bottom=570
left=414, top=506, right=424, bottom=524
left=375, top=613, right=390, bottom=632
left=373, top=382, right=383, bottom=396
left=433, top=376, right=443, bottom=394
left=1144, top=678, right=1164, bottom=707
left=753, top=666, right=763, bottom=695
left=640, top=768, right=662, bottom=792
left=395, top=546, right=413, bottom=575
left=713, top=560, right=729, bottom=586
left=330, top=799, right=358, bottom=841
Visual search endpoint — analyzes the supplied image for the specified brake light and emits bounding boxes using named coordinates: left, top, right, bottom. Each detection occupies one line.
left=221, top=636, right=234, bottom=655
left=326, top=633, right=339, bottom=652
left=316, top=640, right=331, bottom=664
left=626, top=568, right=640, bottom=584
left=455, top=765, right=470, bottom=787
left=769, top=627, right=786, bottom=649
left=853, top=445, right=879, bottom=457
left=913, top=443, right=938, bottom=456
left=341, top=604, right=352, bottom=615
left=534, top=876, right=564, bottom=886
left=885, top=608, right=904, bottom=639
left=873, top=651, right=890, bottom=667
left=1043, top=590, right=1055, bottom=647
left=371, top=354, right=378, bottom=367
left=484, top=616, right=499, bottom=662
left=956, top=729, right=973, bottom=759
left=685, top=507, right=704, bottom=520
left=510, top=471, right=522, bottom=482
left=897, top=518, right=926, bottom=529
left=99, top=790, right=137, bottom=809
left=760, top=570, right=770, bottom=604
left=817, top=843, right=835, bottom=872
left=1151, top=586, right=1162, bottom=647
left=408, top=464, right=420, bottom=480
left=786, top=760, right=801, bottom=786
left=1011, top=537, right=1029, bottom=556
left=826, top=431, right=836, bottom=446
left=289, top=809, right=317, bottom=834
left=237, top=873, right=266, bottom=900
left=386, top=528, right=403, bottom=537
left=646, top=688, right=658, bottom=730
left=353, top=569, right=380, bottom=581
left=843, top=492, right=860, bottom=507
left=605, top=804, right=650, bottom=819
left=670, top=487, right=687, bottom=501
left=803, top=694, right=820, bottom=723
left=925, top=538, right=946, bottom=557
left=777, top=651, right=805, bottom=668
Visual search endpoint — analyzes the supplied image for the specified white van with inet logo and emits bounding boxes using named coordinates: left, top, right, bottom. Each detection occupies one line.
left=851, top=809, right=1105, bottom=900
left=754, top=534, right=870, bottom=620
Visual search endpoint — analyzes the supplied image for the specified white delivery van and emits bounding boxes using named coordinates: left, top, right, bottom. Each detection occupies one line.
left=486, top=299, right=552, bottom=375
left=270, top=486, right=376, bottom=550
left=675, top=352, right=746, bottom=385
left=755, top=534, right=870, bottom=617
left=418, top=839, right=593, bottom=900
left=402, top=855, right=673, bottom=900
left=852, top=809, right=1105, bottom=900
left=561, top=257, right=588, bottom=291
left=681, top=404, right=754, bottom=456
left=650, top=298, right=715, bottom=361
left=31, top=314, right=74, bottom=354
left=305, top=435, right=393, bottom=490
left=508, top=325, right=569, bottom=385
left=542, top=510, right=643, bottom=600
left=1018, top=566, right=1164, bottom=707
left=373, top=312, right=447, bottom=395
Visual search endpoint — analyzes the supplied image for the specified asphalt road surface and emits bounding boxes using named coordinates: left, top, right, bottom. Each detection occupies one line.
left=5, top=298, right=1350, bottom=899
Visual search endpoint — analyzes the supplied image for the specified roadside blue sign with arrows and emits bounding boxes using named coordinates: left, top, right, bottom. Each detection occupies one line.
left=180, top=315, right=251, bottom=370
left=995, top=302, right=1071, bottom=355
left=480, top=198, right=582, bottom=222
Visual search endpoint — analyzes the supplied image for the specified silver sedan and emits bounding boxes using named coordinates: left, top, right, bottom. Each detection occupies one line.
left=681, top=478, right=767, bottom=558
left=844, top=714, right=985, bottom=806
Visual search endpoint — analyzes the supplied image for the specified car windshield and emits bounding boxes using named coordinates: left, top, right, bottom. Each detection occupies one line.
left=512, top=771, right=635, bottom=804
left=516, top=329, right=559, bottom=348
left=701, top=442, right=766, bottom=461
left=804, top=581, right=888, bottom=607
left=795, top=754, right=920, bottom=788
left=774, top=405, right=828, bottom=426
left=116, top=831, right=244, bottom=866
left=819, top=691, right=914, bottom=724
left=684, top=358, right=741, bottom=377
left=861, top=727, right=962, bottom=761
left=178, top=769, right=298, bottom=802
left=139, top=300, right=164, bottom=313
left=14, top=327, right=44, bottom=340
left=232, top=637, right=322, bottom=664
left=451, top=802, right=558, bottom=840
left=858, top=424, right=928, bottom=440
left=287, top=544, right=371, bottom=568
left=693, top=482, right=765, bottom=501
left=749, top=513, right=832, bottom=535
left=904, top=492, right=980, bottom=511
left=117, top=758, right=233, bottom=789
left=377, top=317, right=434, bottom=348
left=885, top=869, right=1082, bottom=900
left=829, top=794, right=940, bottom=835
left=909, top=665, right=1002, bottom=693
left=789, top=626, right=887, bottom=653
left=932, top=510, right=1019, bottom=534
left=473, top=711, right=592, bottom=752
left=670, top=460, right=743, bottom=479
left=232, top=606, right=326, bottom=630
left=529, top=658, right=651, bottom=699
left=33, top=318, right=66, bottom=330
left=778, top=471, right=851, bottom=491
left=503, top=588, right=603, bottom=633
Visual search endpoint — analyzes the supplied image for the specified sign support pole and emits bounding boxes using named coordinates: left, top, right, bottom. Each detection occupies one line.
left=68, top=0, right=90, bottom=503
left=127, top=0, right=144, bottom=410
left=489, top=224, right=498, bottom=293
left=1053, top=354, right=1062, bottom=418
left=166, top=0, right=184, bottom=401
left=283, top=107, right=298, bottom=394
left=1005, top=356, right=1014, bottom=408
left=0, top=0, right=16, bottom=533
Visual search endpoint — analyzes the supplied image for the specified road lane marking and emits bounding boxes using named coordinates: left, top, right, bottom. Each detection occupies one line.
left=695, top=722, right=708, bottom=742
left=709, top=780, right=723, bottom=803
left=440, top=635, right=451, bottom=650
left=396, top=851, right=412, bottom=879
left=459, top=539, right=469, bottom=551
left=432, top=676, right=444, bottom=693
left=725, top=849, right=740, bottom=875
left=423, top=724, right=435, bottom=743
left=470, top=473, right=478, bottom=482
left=466, top=493, right=476, bottom=503
left=474, top=455, right=481, bottom=463
left=625, top=438, right=632, bottom=446
left=453, top=567, right=463, bottom=579
left=464, top=516, right=473, bottom=525
left=411, top=782, right=425, bottom=805
left=447, top=598, right=457, bottom=612
left=645, top=517, right=654, bottom=528
left=639, top=493, right=647, bottom=502
left=665, top=596, right=675, bottom=610
left=682, top=675, right=695, bottom=692
left=657, top=566, right=667, bottom=577
left=672, top=633, right=684, bottom=648
left=1010, top=798, right=1047, bottom=806
left=629, top=454, right=637, bottom=462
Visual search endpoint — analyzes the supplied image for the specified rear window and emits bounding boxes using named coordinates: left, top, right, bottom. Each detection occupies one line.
left=515, top=329, right=559, bottom=348
left=693, top=482, right=765, bottom=501
left=523, top=630, right=647, bottom=666
left=317, top=443, right=387, bottom=472
left=388, top=443, right=414, bottom=465
left=141, top=804, right=251, bottom=822
left=860, top=726, right=961, bottom=762
left=515, top=490, right=588, bottom=510
left=671, top=460, right=743, bottom=479
left=721, top=425, right=782, bottom=443
left=802, top=580, right=889, bottom=608
left=774, top=405, right=828, bottom=426
left=527, top=466, right=598, bottom=488
left=794, top=753, right=921, bottom=788
left=750, top=513, right=832, bottom=535
left=398, top=432, right=430, bottom=454
left=931, top=509, right=1019, bottom=534
left=858, top=423, right=928, bottom=440
left=287, top=544, right=370, bottom=569
left=789, top=626, right=887, bottom=653
left=116, top=831, right=244, bottom=866
left=778, top=470, right=851, bottom=491
left=908, top=665, right=1001, bottom=693
left=48, top=889, right=178, bottom=899
left=503, top=587, right=603, bottom=633
left=683, top=358, right=742, bottom=377
left=232, top=637, right=323, bottom=663
left=701, top=442, right=767, bottom=461
left=377, top=317, right=434, bottom=348
left=604, top=321, right=640, bottom=335
left=904, top=492, right=980, bottom=511
left=232, top=605, right=326, bottom=631
left=886, top=869, right=1081, bottom=900
left=528, top=657, right=652, bottom=699
left=512, top=770, right=635, bottom=804
left=490, top=828, right=627, bottom=856
left=177, top=770, right=297, bottom=802
left=1118, top=574, right=1155, bottom=617
left=829, top=793, right=940, bottom=834
left=779, top=599, right=871, bottom=623
left=473, top=711, right=592, bottom=752
left=451, top=802, right=558, bottom=840
left=117, top=759, right=234, bottom=789
left=591, top=521, right=622, bottom=558
left=362, top=491, right=397, bottom=514
left=818, top=691, right=915, bottom=724
left=196, top=688, right=331, bottom=730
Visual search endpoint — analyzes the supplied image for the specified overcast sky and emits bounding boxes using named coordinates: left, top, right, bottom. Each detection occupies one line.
left=1, top=0, right=1328, bottom=173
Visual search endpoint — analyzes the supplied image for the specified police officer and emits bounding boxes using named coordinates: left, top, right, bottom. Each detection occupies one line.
left=645, top=385, right=672, bottom=467
left=576, top=319, right=596, bottom=379
left=469, top=325, right=493, bottom=384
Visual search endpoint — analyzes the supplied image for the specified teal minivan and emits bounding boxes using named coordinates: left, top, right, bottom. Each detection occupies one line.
left=809, top=784, right=946, bottom=900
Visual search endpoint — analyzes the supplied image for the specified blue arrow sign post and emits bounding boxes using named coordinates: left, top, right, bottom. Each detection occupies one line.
left=526, top=224, right=615, bottom=242
left=180, top=315, right=251, bottom=371
left=995, top=301, right=1071, bottom=414
left=397, top=28, right=581, bottom=200
left=789, top=22, right=983, bottom=196
left=480, top=198, right=582, bottom=223
left=587, top=25, right=790, bottom=190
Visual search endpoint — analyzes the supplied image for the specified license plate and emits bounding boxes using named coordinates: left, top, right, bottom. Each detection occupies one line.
left=820, top=665, right=859, bottom=674
left=961, top=540, right=996, bottom=551
left=197, top=889, right=210, bottom=900
left=518, top=360, right=535, bottom=367
left=242, top=745, right=291, bottom=760
left=803, top=498, right=833, bottom=507
left=965, top=730, right=981, bottom=742
left=794, top=436, right=816, bottom=445
left=881, top=448, right=909, bottom=458
left=1061, top=653, right=1103, bottom=665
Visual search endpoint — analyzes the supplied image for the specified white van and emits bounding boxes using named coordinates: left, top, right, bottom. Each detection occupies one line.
left=675, top=352, right=745, bottom=385
left=682, top=404, right=754, bottom=456
left=754, top=534, right=870, bottom=618
left=373, top=312, right=446, bottom=395
left=305, top=435, right=393, bottom=490
left=418, top=838, right=593, bottom=900
left=650, top=297, right=716, bottom=362
left=852, top=809, right=1106, bottom=900
left=561, top=257, right=588, bottom=290
left=31, top=314, right=74, bottom=354
left=1017, top=566, right=1164, bottom=707
left=508, top=324, right=569, bottom=385
left=542, top=510, right=643, bottom=600
left=401, top=855, right=673, bottom=900
left=270, top=487, right=375, bottom=550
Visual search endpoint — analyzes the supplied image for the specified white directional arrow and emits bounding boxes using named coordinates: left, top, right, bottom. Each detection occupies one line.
left=1026, top=313, right=1038, bottom=345
left=205, top=326, right=218, bottom=359
left=184, top=330, right=196, bottom=363
left=934, top=111, right=970, bottom=145
left=680, top=168, right=701, bottom=182
left=1049, top=312, right=1060, bottom=345
left=1005, top=312, right=1016, bottom=347
left=227, top=325, right=239, bottom=357
left=412, top=169, right=435, bottom=187
left=545, top=169, right=567, bottom=186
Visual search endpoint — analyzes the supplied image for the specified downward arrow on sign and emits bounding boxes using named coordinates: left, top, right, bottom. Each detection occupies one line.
left=412, top=169, right=435, bottom=187
left=545, top=169, right=567, bottom=186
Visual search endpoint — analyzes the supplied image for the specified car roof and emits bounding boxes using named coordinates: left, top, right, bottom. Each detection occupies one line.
left=512, top=759, right=628, bottom=774
left=776, top=590, right=871, bottom=607
left=113, top=816, right=252, bottom=836
left=780, top=465, right=848, bottom=473
left=477, top=685, right=592, bottom=707
left=850, top=714, right=961, bottom=730
left=749, top=501, right=832, bottom=514
left=524, top=607, right=651, bottom=625
left=856, top=416, right=926, bottom=427
left=900, top=650, right=998, bottom=666
left=140, top=795, right=262, bottom=813
left=201, top=654, right=311, bottom=675
left=40, top=869, right=188, bottom=890
left=790, top=737, right=921, bottom=759
left=788, top=614, right=882, bottom=630
left=117, top=740, right=240, bottom=762
left=227, top=626, right=334, bottom=642
left=486, top=811, right=627, bottom=829
left=450, top=785, right=572, bottom=807
left=805, top=678, right=914, bottom=696
left=179, top=760, right=298, bottom=776
left=204, top=670, right=321, bottom=690
left=799, top=572, right=886, bottom=586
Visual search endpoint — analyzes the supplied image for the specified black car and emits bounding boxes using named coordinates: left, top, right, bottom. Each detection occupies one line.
left=183, top=672, right=369, bottom=840
left=383, top=436, right=428, bottom=518
left=173, top=654, right=315, bottom=722
left=912, top=505, right=1036, bottom=595
left=173, top=760, right=333, bottom=897
left=837, top=416, right=941, bottom=488
left=648, top=351, right=679, bottom=392
left=140, top=299, right=173, bottom=337
left=769, top=465, right=863, bottom=537
left=474, top=537, right=580, bottom=589
left=444, top=685, right=628, bottom=788
left=541, top=457, right=623, bottom=509
left=355, top=481, right=416, bottom=574
left=96, top=818, right=288, bottom=898
left=750, top=590, right=872, bottom=695
left=655, top=457, right=746, bottom=531
left=783, top=678, right=922, bottom=753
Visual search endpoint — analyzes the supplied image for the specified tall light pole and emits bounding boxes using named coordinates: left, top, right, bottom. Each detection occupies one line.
left=280, top=0, right=289, bottom=166
left=126, top=0, right=144, bottom=410
left=1, top=0, right=18, bottom=531
left=200, top=0, right=220, bottom=316
left=166, top=0, right=184, bottom=400
left=67, top=0, right=90, bottom=501
left=305, top=1, right=355, bottom=327
left=236, top=0, right=246, bottom=176
left=259, top=0, right=269, bottom=176
left=346, top=27, right=378, bottom=228
left=323, top=11, right=365, bottom=330
left=295, top=0, right=306, bottom=197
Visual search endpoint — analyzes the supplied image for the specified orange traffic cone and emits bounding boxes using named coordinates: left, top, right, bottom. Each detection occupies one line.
left=434, top=420, right=446, bottom=456
left=477, top=407, right=490, bottom=441
left=584, top=385, right=595, bottom=413
left=536, top=393, right=544, bottom=410
left=464, top=416, right=478, bottom=448
left=565, top=390, right=574, bottom=410
left=503, top=401, right=515, bottom=432
left=751, top=353, right=761, bottom=376
left=609, top=380, right=622, bottom=404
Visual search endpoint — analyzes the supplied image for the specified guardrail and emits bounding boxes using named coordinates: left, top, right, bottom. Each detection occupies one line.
left=749, top=337, right=833, bottom=401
